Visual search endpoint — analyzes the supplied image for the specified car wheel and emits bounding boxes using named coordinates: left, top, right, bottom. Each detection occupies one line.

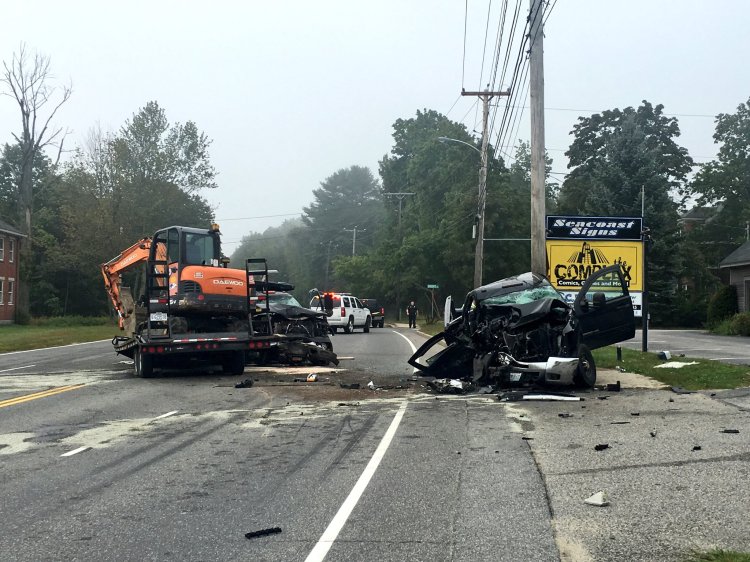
left=330, top=327, right=337, bottom=335
left=344, top=317, right=354, bottom=334
left=364, top=317, right=371, bottom=333
left=134, top=347, right=154, bottom=378
left=573, top=344, right=596, bottom=388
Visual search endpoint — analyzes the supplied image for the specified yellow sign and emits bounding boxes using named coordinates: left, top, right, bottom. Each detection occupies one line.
left=546, top=239, right=643, bottom=292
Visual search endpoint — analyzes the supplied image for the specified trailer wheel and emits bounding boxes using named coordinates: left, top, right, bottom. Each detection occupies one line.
left=223, top=351, right=246, bottom=376
left=134, top=348, right=155, bottom=378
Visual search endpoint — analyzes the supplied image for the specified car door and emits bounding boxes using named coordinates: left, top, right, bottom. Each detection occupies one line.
left=573, top=264, right=635, bottom=350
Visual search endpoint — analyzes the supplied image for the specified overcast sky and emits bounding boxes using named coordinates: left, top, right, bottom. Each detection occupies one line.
left=1, top=1, right=748, bottom=253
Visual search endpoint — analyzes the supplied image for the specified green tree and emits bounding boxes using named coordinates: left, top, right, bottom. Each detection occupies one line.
left=558, top=101, right=693, bottom=325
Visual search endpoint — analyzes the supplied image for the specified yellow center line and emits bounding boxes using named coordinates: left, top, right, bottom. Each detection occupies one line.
left=0, top=384, right=86, bottom=409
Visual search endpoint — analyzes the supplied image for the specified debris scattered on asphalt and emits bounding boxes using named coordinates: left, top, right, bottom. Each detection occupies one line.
left=245, top=527, right=282, bottom=539
left=668, top=398, right=675, bottom=402
left=367, top=381, right=375, bottom=390
left=721, top=429, right=740, bottom=434
left=610, top=421, right=630, bottom=425
left=521, top=436, right=534, bottom=440
left=631, top=412, right=640, bottom=416
left=607, top=381, right=621, bottom=392
left=427, top=378, right=471, bottom=394
left=650, top=430, right=657, bottom=437
left=671, top=386, right=694, bottom=394
left=597, top=396, right=609, bottom=400
left=558, top=413, right=574, bottom=418
left=501, top=392, right=582, bottom=402
left=235, top=379, right=254, bottom=388
left=306, top=373, right=318, bottom=382
left=584, top=491, right=610, bottom=507
left=594, top=444, right=610, bottom=451
left=615, top=366, right=627, bottom=373
left=339, top=383, right=361, bottom=389
left=692, top=445, right=702, bottom=451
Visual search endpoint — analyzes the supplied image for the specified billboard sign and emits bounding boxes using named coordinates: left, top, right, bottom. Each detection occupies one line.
left=546, top=216, right=642, bottom=241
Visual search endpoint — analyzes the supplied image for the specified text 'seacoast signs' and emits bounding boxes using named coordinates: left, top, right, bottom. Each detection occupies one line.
left=546, top=215, right=642, bottom=241
left=546, top=239, right=643, bottom=292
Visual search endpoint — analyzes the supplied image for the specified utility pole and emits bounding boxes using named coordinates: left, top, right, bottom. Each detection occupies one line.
left=462, top=87, right=510, bottom=287
left=343, top=226, right=364, bottom=256
left=383, top=192, right=415, bottom=228
left=529, top=0, right=546, bottom=276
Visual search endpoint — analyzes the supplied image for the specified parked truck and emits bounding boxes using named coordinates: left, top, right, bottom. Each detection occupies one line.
left=101, top=224, right=283, bottom=377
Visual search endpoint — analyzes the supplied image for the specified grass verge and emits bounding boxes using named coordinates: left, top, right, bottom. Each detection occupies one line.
left=685, top=550, right=750, bottom=562
left=594, top=346, right=750, bottom=390
left=0, top=318, right=116, bottom=353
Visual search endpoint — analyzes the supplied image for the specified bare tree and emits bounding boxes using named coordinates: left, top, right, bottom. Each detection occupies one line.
left=1, top=44, right=71, bottom=319
left=1, top=43, right=72, bottom=237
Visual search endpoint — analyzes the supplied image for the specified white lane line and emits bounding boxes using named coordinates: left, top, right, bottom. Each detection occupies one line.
left=0, top=364, right=36, bottom=373
left=0, top=340, right=110, bottom=356
left=61, top=446, right=91, bottom=457
left=305, top=400, right=408, bottom=562
left=392, top=330, right=419, bottom=373
left=153, top=410, right=179, bottom=420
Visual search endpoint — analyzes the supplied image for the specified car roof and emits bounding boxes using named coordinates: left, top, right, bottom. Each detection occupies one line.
left=469, top=272, right=552, bottom=300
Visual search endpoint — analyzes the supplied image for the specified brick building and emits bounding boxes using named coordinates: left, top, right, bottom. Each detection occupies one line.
left=0, top=219, right=24, bottom=324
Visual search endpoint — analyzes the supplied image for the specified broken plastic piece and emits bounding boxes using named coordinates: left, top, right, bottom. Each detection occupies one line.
left=658, top=350, right=672, bottom=360
left=235, top=379, right=254, bottom=388
left=558, top=413, right=573, bottom=418
left=245, top=527, right=282, bottom=539
left=594, top=443, right=610, bottom=451
left=306, top=373, right=318, bottom=382
left=339, top=382, right=361, bottom=389
left=606, top=381, right=621, bottom=391
left=631, top=412, right=640, bottom=416
left=650, top=430, right=657, bottom=437
left=367, top=381, right=375, bottom=390
left=721, top=429, right=740, bottom=434
left=584, top=491, right=609, bottom=507
left=692, top=445, right=702, bottom=451
left=522, top=393, right=581, bottom=402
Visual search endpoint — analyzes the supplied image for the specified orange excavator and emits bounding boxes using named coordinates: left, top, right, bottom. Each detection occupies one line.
left=101, top=224, right=282, bottom=377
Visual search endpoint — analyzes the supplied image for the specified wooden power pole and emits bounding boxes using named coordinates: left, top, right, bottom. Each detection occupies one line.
left=462, top=88, right=509, bottom=287
left=529, top=0, right=546, bottom=276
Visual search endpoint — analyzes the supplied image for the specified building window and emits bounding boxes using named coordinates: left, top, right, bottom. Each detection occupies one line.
left=0, top=237, right=4, bottom=261
left=9, top=239, right=14, bottom=263
left=0, top=278, right=4, bottom=305
left=8, top=278, right=13, bottom=305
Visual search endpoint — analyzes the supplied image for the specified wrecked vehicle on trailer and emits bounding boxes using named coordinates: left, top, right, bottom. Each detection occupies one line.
left=408, top=265, right=634, bottom=389
left=250, top=292, right=338, bottom=366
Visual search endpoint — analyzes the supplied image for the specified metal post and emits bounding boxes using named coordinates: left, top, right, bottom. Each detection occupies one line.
left=642, top=228, right=650, bottom=352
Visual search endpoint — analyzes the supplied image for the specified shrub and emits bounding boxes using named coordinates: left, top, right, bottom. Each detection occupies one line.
left=729, top=312, right=750, bottom=336
left=707, top=285, right=737, bottom=326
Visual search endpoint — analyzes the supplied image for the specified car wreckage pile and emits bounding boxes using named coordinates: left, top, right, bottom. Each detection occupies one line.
left=408, top=265, right=635, bottom=393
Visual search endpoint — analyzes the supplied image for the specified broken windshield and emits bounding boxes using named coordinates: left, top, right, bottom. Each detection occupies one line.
left=481, top=282, right=562, bottom=306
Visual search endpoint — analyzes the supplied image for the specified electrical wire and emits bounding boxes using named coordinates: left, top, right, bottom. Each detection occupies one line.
left=462, top=0, right=468, bottom=89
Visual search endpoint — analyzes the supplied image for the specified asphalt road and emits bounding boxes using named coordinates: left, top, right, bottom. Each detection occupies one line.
left=0, top=328, right=558, bottom=562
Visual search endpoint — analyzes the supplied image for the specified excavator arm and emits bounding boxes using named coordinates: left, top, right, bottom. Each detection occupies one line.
left=101, top=238, right=155, bottom=329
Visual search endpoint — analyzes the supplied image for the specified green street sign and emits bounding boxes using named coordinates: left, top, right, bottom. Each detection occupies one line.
left=427, top=284, right=439, bottom=289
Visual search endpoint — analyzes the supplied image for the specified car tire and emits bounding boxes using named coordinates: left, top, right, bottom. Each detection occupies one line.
left=379, top=320, right=385, bottom=328
left=364, top=317, right=371, bottom=333
left=134, top=347, right=154, bottom=378
left=344, top=317, right=354, bottom=334
left=573, top=344, right=596, bottom=388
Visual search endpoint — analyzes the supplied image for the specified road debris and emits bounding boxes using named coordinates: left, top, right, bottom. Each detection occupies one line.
left=671, top=386, right=694, bottom=394
left=657, top=351, right=672, bottom=360
left=584, top=491, right=610, bottom=507
left=245, top=527, right=282, bottom=539
left=235, top=379, right=254, bottom=388
left=692, top=445, right=702, bottom=451
left=657, top=362, right=700, bottom=369
left=594, top=444, right=610, bottom=451
left=306, top=373, right=318, bottom=382
left=610, top=421, right=630, bottom=425
left=367, top=381, right=375, bottom=390
left=427, top=379, right=472, bottom=394
left=631, top=412, right=640, bottom=416
left=339, top=383, right=361, bottom=389
left=721, top=429, right=740, bottom=434
left=650, top=430, right=657, bottom=437
left=558, top=413, right=574, bottom=418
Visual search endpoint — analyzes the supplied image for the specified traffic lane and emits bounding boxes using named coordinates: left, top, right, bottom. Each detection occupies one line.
left=0, top=339, right=125, bottom=375
left=325, top=397, right=557, bottom=562
left=620, top=329, right=750, bottom=365
left=0, top=394, right=403, bottom=561
left=329, top=327, right=420, bottom=378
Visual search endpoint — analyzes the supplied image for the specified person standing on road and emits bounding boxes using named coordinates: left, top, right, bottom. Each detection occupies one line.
left=406, top=301, right=418, bottom=329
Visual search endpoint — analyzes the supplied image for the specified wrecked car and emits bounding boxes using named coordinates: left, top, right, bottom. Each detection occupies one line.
left=408, top=265, right=635, bottom=389
left=250, top=291, right=338, bottom=366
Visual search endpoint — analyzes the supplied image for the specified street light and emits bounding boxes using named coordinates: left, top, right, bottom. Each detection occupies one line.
left=437, top=136, right=487, bottom=288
